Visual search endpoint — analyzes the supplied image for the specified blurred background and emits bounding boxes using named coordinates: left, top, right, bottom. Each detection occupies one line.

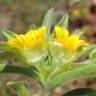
left=0, top=0, right=96, bottom=96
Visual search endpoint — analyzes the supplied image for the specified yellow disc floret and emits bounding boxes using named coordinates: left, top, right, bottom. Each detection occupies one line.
left=8, top=26, right=46, bottom=48
left=54, top=26, right=88, bottom=52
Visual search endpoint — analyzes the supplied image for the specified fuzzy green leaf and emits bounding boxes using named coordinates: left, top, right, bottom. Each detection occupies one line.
left=48, top=63, right=96, bottom=90
left=0, top=42, right=29, bottom=64
left=58, top=13, right=69, bottom=28
left=89, top=49, right=96, bottom=59
left=0, top=42, right=15, bottom=49
left=0, top=64, right=37, bottom=79
left=58, top=63, right=85, bottom=73
left=84, top=45, right=96, bottom=55
left=0, top=51, right=13, bottom=60
left=76, top=45, right=96, bottom=61
left=42, top=8, right=54, bottom=38
left=73, top=29, right=84, bottom=37
left=0, top=30, right=17, bottom=39
left=7, top=81, right=30, bottom=96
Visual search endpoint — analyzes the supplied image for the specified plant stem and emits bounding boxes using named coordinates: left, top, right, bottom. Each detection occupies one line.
left=43, top=89, right=50, bottom=96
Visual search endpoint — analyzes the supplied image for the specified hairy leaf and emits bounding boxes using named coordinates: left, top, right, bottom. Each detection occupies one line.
left=0, top=42, right=29, bottom=64
left=58, top=13, right=69, bottom=28
left=73, top=29, right=84, bottom=37
left=0, top=51, right=13, bottom=60
left=48, top=63, right=96, bottom=89
left=0, top=64, right=37, bottom=79
left=0, top=30, right=17, bottom=39
left=43, top=8, right=54, bottom=38
left=7, top=81, right=30, bottom=96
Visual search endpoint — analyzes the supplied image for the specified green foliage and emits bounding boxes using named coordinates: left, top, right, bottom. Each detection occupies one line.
left=58, top=13, right=69, bottom=28
left=43, top=8, right=54, bottom=39
left=0, top=50, right=12, bottom=60
left=89, top=49, right=96, bottom=60
left=48, top=63, right=96, bottom=90
left=7, top=81, right=30, bottom=96
left=0, top=64, right=37, bottom=79
left=58, top=63, right=85, bottom=73
left=73, top=29, right=84, bottom=37
left=0, top=42, right=30, bottom=64
left=0, top=30, right=17, bottom=40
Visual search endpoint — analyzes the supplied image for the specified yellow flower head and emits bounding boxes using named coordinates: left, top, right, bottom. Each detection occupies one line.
left=8, top=26, right=46, bottom=48
left=54, top=26, right=89, bottom=52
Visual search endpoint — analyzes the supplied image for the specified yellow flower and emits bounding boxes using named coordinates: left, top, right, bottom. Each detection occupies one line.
left=8, top=26, right=46, bottom=48
left=54, top=26, right=88, bottom=52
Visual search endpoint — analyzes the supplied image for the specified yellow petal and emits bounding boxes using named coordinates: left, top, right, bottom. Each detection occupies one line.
left=38, top=26, right=46, bottom=33
left=8, top=26, right=45, bottom=48
left=72, top=40, right=88, bottom=51
left=55, top=26, right=62, bottom=38
left=69, top=34, right=79, bottom=42
left=62, top=28, right=69, bottom=37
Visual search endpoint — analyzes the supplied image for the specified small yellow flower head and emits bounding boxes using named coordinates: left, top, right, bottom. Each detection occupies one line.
left=8, top=26, right=46, bottom=48
left=54, top=26, right=89, bottom=52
